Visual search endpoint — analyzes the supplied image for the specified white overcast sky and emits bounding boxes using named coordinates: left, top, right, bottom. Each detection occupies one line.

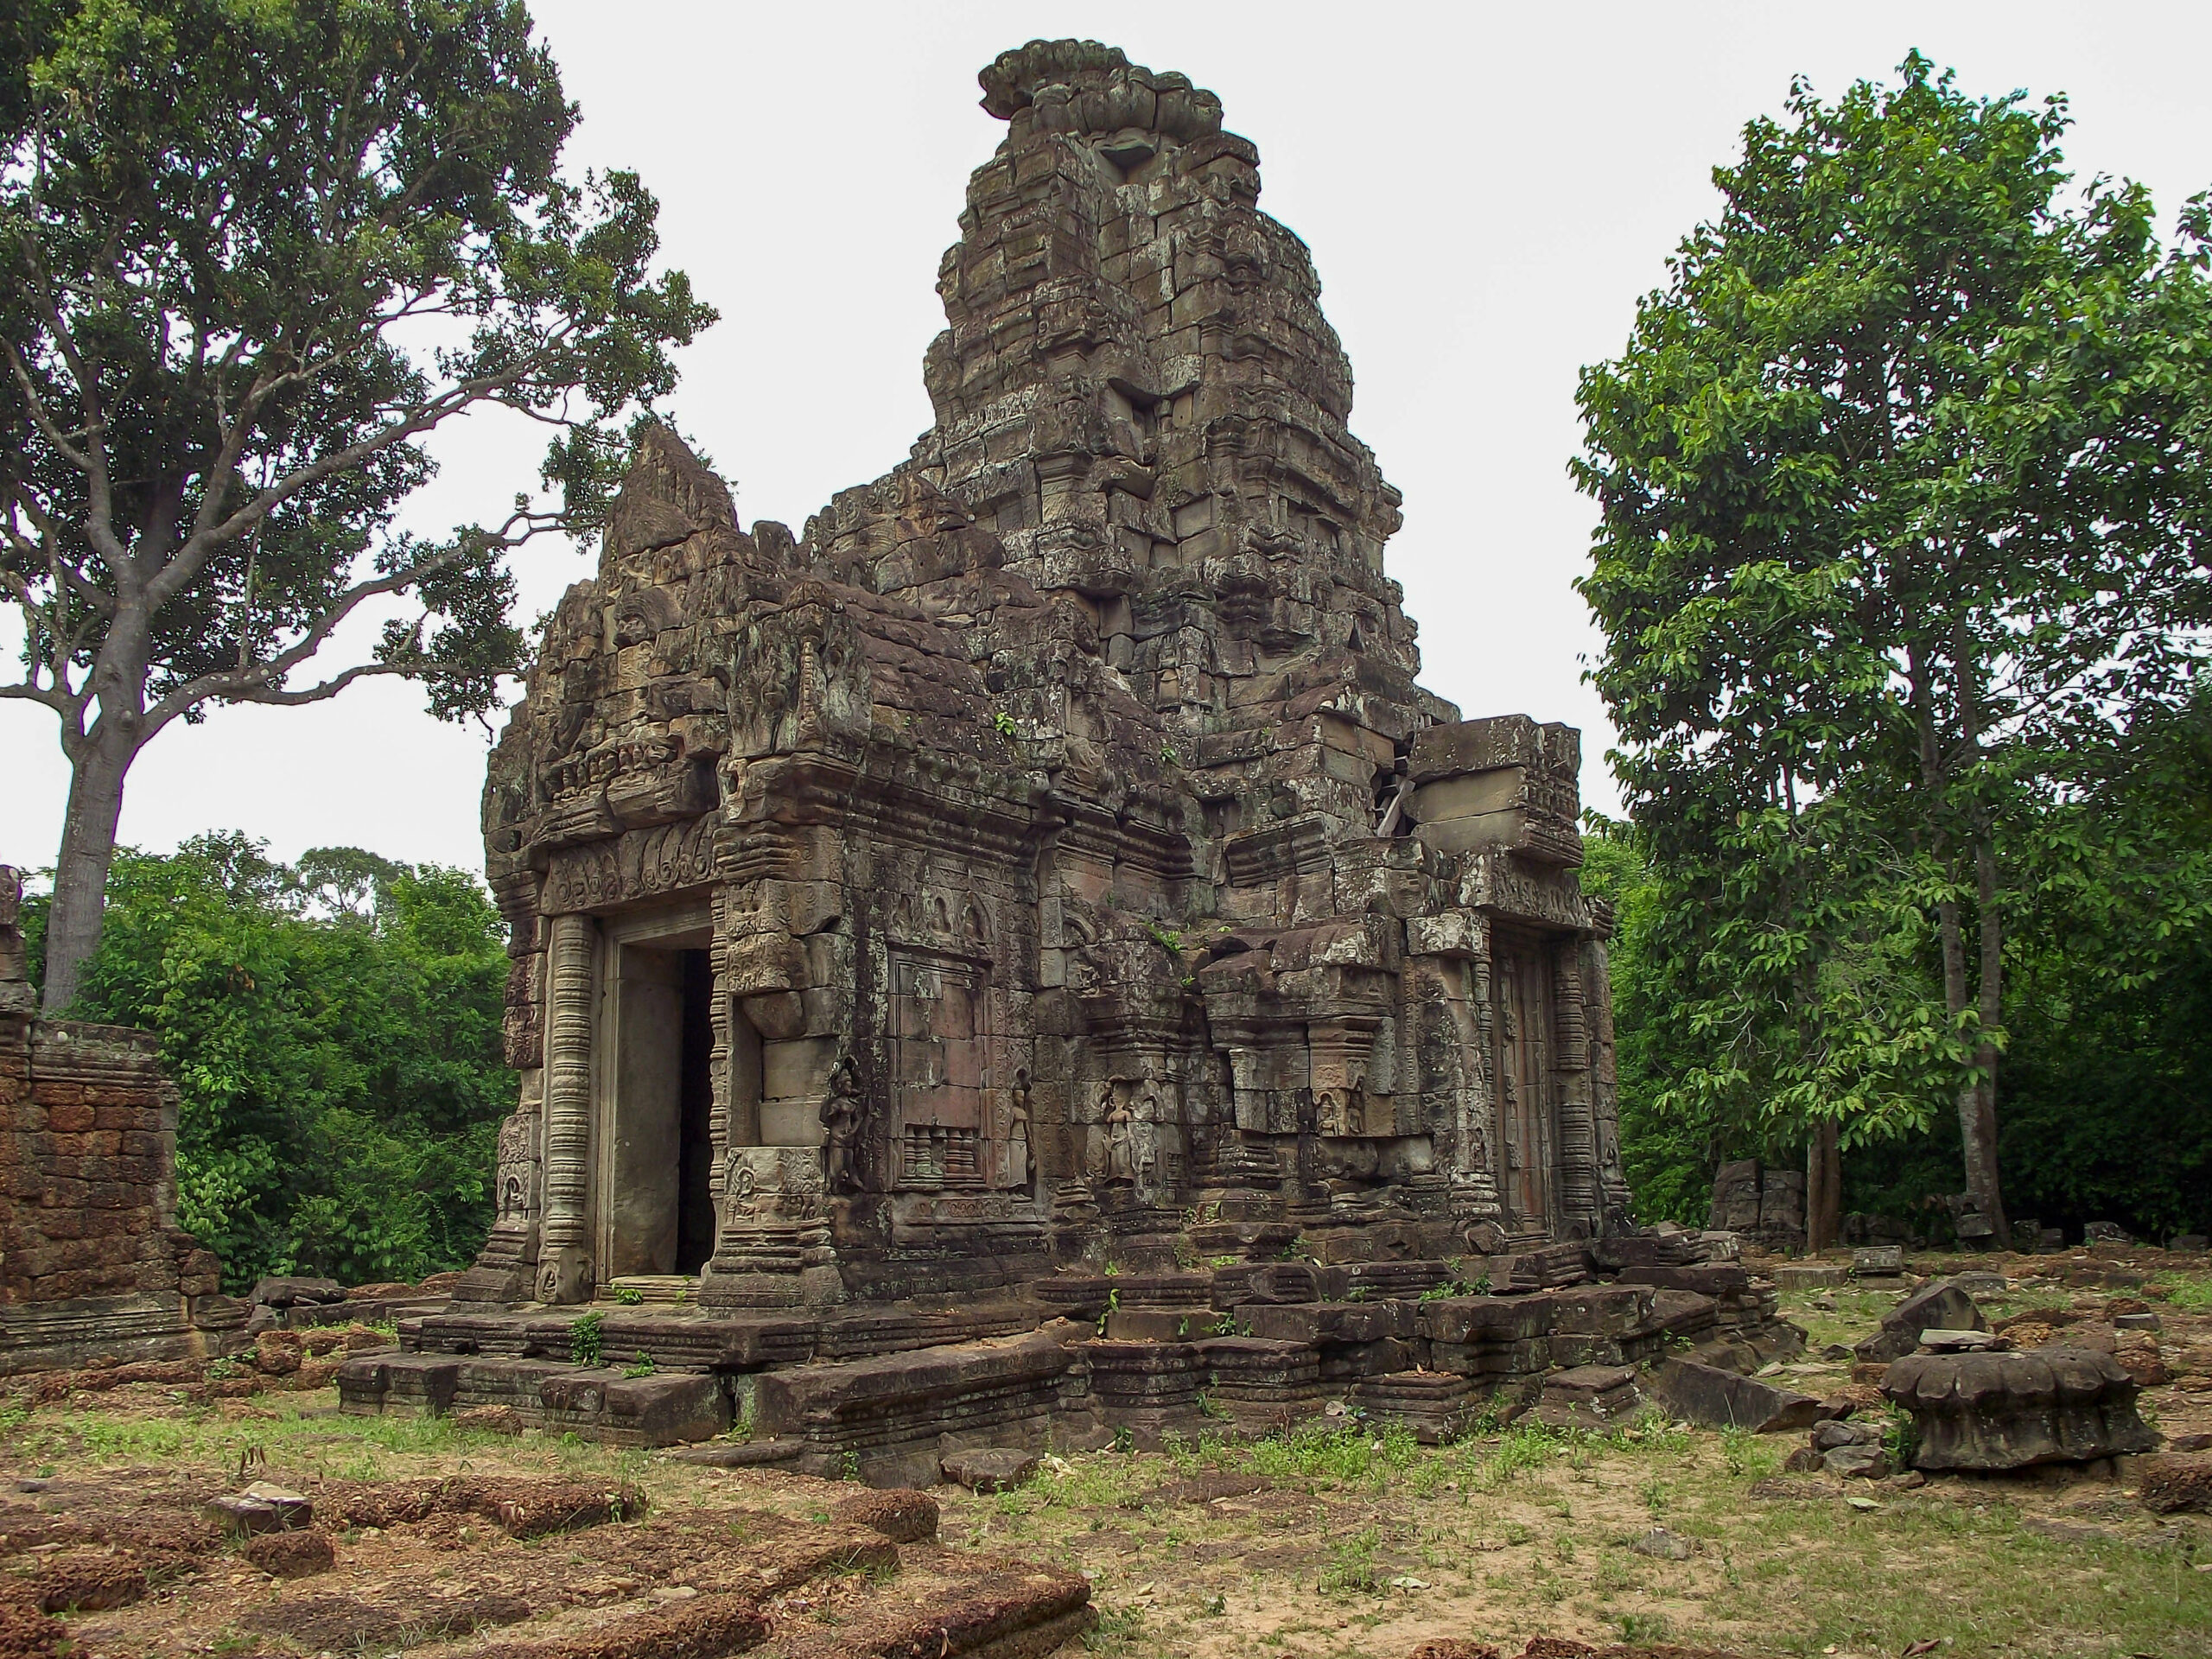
left=7, top=1, right=2212, bottom=881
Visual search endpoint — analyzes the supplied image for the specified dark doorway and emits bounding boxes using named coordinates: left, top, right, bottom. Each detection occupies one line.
left=1494, top=933, right=1556, bottom=1236
left=607, top=937, right=718, bottom=1280
left=676, top=948, right=716, bottom=1273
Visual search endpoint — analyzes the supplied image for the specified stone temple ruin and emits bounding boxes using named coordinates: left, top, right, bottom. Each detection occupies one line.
left=340, top=41, right=1801, bottom=1476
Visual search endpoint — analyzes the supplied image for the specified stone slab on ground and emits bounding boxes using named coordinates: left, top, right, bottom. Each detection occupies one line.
left=1533, top=1363, right=1641, bottom=1430
left=1883, top=1347, right=2159, bottom=1470
left=751, top=1334, right=1076, bottom=1486
left=1855, top=1278, right=1987, bottom=1363
left=1645, top=1357, right=1823, bottom=1433
left=335, top=1350, right=728, bottom=1445
left=939, top=1448, right=1042, bottom=1494
left=26, top=1468, right=1091, bottom=1658
left=2136, top=1452, right=2212, bottom=1514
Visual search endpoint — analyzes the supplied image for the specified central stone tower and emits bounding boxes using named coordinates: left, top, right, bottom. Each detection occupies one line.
left=461, top=40, right=1630, bottom=1310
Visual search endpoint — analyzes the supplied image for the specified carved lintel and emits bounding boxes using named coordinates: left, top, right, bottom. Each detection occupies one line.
left=542, top=815, right=717, bottom=915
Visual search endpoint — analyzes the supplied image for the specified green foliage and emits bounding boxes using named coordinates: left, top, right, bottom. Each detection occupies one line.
left=25, top=833, right=514, bottom=1288
left=569, top=1313, right=603, bottom=1367
left=1, top=0, right=715, bottom=1010
left=1580, top=823, right=1713, bottom=1224
left=1575, top=54, right=2212, bottom=1221
left=1, top=0, right=715, bottom=717
left=611, top=1285, right=645, bottom=1306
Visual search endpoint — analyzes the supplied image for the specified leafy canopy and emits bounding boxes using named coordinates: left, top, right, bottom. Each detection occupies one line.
left=1573, top=53, right=2212, bottom=1169
left=0, top=0, right=715, bottom=734
left=26, top=834, right=518, bottom=1288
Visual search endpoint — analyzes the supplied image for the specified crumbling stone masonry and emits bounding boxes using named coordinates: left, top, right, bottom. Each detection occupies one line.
left=345, top=41, right=1797, bottom=1468
left=0, top=868, right=240, bottom=1374
left=461, top=37, right=1629, bottom=1313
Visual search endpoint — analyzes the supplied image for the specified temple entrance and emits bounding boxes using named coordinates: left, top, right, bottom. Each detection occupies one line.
left=1493, top=933, right=1556, bottom=1236
left=601, top=932, right=721, bottom=1278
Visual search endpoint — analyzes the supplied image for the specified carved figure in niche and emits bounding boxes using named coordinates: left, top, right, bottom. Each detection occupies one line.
left=500, top=1175, right=524, bottom=1217
left=1005, top=1067, right=1032, bottom=1191
left=722, top=1157, right=759, bottom=1218
left=1316, top=1087, right=1351, bottom=1138
left=1104, top=1094, right=1136, bottom=1185
left=820, top=1055, right=864, bottom=1193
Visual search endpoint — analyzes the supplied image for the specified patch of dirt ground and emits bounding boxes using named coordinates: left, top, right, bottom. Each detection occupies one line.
left=0, top=1249, right=2204, bottom=1658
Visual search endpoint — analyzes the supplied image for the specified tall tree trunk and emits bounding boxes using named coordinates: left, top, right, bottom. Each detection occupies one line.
left=1934, top=885, right=1998, bottom=1229
left=1966, top=832, right=2009, bottom=1247
left=40, top=733, right=137, bottom=1014
left=1807, top=1117, right=1841, bottom=1253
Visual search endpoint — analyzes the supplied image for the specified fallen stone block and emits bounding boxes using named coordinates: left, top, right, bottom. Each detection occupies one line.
left=250, top=1276, right=346, bottom=1309
left=832, top=1486, right=939, bottom=1540
left=1882, top=1347, right=2159, bottom=1471
left=1630, top=1525, right=1693, bottom=1560
left=2137, top=1452, right=2212, bottom=1514
left=1855, top=1277, right=1986, bottom=1363
left=1644, top=1357, right=1821, bottom=1433
left=1811, top=1419, right=1880, bottom=1452
left=1532, top=1363, right=1640, bottom=1430
left=940, top=1446, right=1042, bottom=1493
left=1823, top=1443, right=1891, bottom=1478
left=205, top=1481, right=313, bottom=1535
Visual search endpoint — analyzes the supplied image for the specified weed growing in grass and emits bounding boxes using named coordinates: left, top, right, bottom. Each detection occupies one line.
left=1083, top=1605, right=1148, bottom=1654
left=1242, top=1420, right=1416, bottom=1488
left=1717, top=1424, right=1774, bottom=1478
left=1319, top=1525, right=1382, bottom=1595
left=1614, top=1611, right=1672, bottom=1643
left=75, top=1417, right=186, bottom=1459
left=1878, top=1403, right=1918, bottom=1468
left=2153, top=1270, right=2212, bottom=1310
left=1488, top=1421, right=1560, bottom=1481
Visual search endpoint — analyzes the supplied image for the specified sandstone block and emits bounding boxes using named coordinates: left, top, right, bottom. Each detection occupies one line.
left=1645, top=1357, right=1823, bottom=1433
left=1882, top=1348, right=2158, bottom=1470
left=1855, top=1278, right=1986, bottom=1363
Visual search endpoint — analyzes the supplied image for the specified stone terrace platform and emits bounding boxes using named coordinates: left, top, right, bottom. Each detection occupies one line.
left=339, top=1246, right=1803, bottom=1486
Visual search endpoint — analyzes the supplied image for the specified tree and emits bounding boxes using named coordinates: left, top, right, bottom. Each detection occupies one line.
left=23, top=833, right=518, bottom=1287
left=1, top=0, right=715, bottom=1011
left=1573, top=54, right=2212, bottom=1243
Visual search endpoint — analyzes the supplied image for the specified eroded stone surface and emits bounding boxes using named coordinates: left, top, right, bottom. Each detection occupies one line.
left=1882, top=1348, right=2159, bottom=1470
left=0, top=867, right=232, bottom=1375
left=1854, top=1277, right=1987, bottom=1364
left=1644, top=1357, right=1821, bottom=1434
left=460, top=39, right=1629, bottom=1319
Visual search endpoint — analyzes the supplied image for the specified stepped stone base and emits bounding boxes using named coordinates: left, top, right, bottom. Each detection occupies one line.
left=337, top=1245, right=1808, bottom=1482
left=335, top=1351, right=729, bottom=1445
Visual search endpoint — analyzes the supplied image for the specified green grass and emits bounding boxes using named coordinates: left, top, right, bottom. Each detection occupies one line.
left=2154, top=1268, right=2212, bottom=1310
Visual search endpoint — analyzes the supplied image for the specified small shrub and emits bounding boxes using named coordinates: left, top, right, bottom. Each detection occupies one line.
left=569, top=1313, right=604, bottom=1367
